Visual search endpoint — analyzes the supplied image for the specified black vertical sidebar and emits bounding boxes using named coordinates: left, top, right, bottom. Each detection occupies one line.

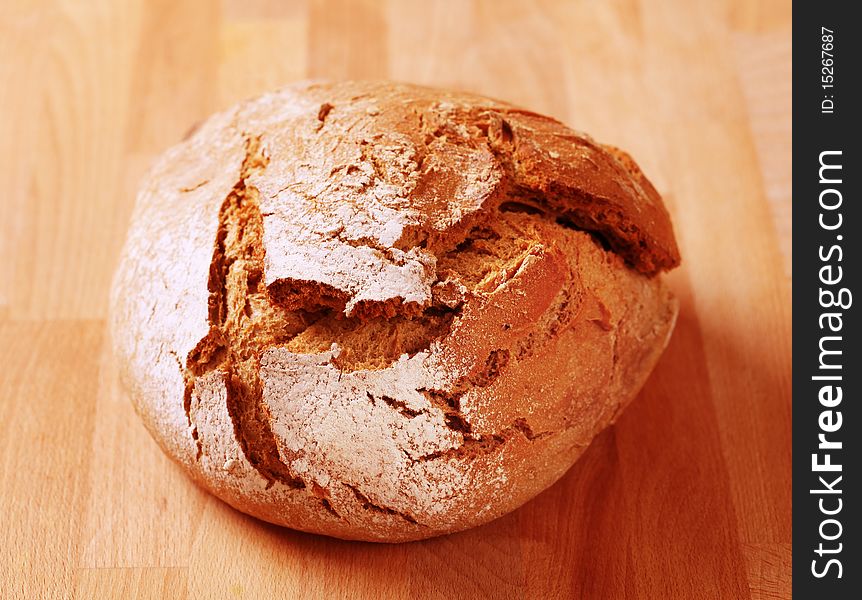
left=793, top=1, right=860, bottom=597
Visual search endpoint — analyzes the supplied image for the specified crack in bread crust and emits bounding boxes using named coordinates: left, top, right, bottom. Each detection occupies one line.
left=413, top=418, right=554, bottom=463
left=344, top=483, right=422, bottom=525
left=184, top=134, right=310, bottom=488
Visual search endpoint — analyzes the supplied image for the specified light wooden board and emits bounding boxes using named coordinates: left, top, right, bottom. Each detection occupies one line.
left=0, top=0, right=792, bottom=598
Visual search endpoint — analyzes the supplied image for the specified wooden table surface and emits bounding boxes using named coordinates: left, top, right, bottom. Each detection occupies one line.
left=0, top=1, right=792, bottom=598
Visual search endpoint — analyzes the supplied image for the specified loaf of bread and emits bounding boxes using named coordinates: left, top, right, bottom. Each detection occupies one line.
left=110, top=81, right=680, bottom=542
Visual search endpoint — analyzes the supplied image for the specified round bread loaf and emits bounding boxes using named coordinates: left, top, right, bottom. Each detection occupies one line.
left=110, top=81, right=680, bottom=542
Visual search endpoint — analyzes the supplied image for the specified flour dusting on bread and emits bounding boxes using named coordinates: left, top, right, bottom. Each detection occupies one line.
left=110, top=81, right=680, bottom=542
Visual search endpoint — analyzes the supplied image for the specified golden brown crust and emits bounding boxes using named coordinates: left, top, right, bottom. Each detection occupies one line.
left=110, top=81, right=680, bottom=542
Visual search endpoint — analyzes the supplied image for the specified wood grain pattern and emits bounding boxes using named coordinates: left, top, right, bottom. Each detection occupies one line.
left=0, top=0, right=792, bottom=598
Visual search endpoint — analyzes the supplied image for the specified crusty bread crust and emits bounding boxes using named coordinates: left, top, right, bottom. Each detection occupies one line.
left=110, top=81, right=680, bottom=542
